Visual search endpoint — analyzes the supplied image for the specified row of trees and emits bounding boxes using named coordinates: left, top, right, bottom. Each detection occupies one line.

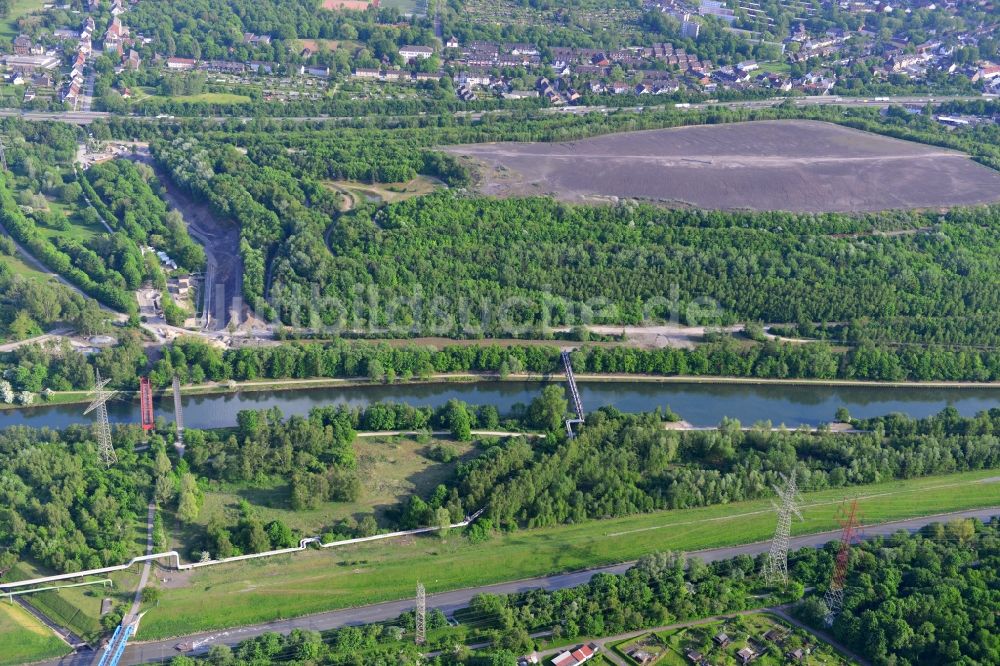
left=156, top=334, right=1000, bottom=388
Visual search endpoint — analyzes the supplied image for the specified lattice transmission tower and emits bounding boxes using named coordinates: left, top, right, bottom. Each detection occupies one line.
left=415, top=582, right=426, bottom=645
left=84, top=369, right=117, bottom=467
left=824, top=499, right=862, bottom=624
left=762, top=469, right=803, bottom=585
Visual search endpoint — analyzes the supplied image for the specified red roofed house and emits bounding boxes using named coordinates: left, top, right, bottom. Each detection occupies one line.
left=104, top=16, right=129, bottom=54
left=551, top=643, right=598, bottom=666
left=972, top=64, right=1000, bottom=82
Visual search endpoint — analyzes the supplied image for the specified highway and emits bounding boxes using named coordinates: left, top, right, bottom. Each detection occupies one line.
left=0, top=95, right=988, bottom=125
left=36, top=506, right=997, bottom=666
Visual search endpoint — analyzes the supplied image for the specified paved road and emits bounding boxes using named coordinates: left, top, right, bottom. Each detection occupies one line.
left=0, top=95, right=987, bottom=126
left=42, top=505, right=987, bottom=666
left=127, top=504, right=157, bottom=624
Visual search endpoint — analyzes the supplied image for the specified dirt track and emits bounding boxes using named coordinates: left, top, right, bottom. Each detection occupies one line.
left=446, top=120, right=1000, bottom=212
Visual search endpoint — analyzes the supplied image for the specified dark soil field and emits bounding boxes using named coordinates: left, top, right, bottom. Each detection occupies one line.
left=445, top=120, right=1000, bottom=212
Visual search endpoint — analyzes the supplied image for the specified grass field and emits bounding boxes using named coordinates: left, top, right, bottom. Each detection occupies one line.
left=0, top=0, right=45, bottom=38
left=0, top=602, right=69, bottom=666
left=137, top=468, right=1000, bottom=639
left=167, top=435, right=474, bottom=544
left=0, top=249, right=54, bottom=281
left=149, top=92, right=253, bottom=105
left=34, top=200, right=107, bottom=245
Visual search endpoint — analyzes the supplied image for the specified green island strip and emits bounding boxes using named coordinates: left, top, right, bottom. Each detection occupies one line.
left=138, top=468, right=1000, bottom=640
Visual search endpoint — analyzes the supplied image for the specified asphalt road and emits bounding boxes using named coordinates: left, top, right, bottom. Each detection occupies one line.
left=37, top=505, right=992, bottom=666
left=0, top=95, right=988, bottom=126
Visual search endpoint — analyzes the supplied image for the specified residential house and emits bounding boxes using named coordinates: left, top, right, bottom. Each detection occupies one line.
left=203, top=60, right=245, bottom=74
left=13, top=35, right=34, bottom=55
left=165, top=56, right=197, bottom=71
left=713, top=632, right=731, bottom=648
left=446, top=36, right=459, bottom=49
left=681, top=19, right=700, bottom=39
left=399, top=45, right=433, bottom=60
left=551, top=643, right=598, bottom=666
left=242, top=32, right=272, bottom=46
left=737, top=647, right=757, bottom=664
left=972, top=64, right=1000, bottom=82
left=104, top=16, right=129, bottom=55
left=299, top=65, right=330, bottom=77
left=124, top=49, right=140, bottom=70
left=353, top=67, right=382, bottom=78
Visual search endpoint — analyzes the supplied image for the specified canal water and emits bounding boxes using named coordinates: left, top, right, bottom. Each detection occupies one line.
left=2, top=381, right=999, bottom=430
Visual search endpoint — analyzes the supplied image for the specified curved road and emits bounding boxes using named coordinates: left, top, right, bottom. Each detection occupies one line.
left=38, top=506, right=997, bottom=666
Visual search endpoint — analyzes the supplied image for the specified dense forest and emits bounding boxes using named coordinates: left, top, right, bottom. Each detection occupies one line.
left=794, top=519, right=1000, bottom=665
left=326, top=192, right=1000, bottom=333
left=84, top=160, right=205, bottom=273
left=456, top=403, right=1000, bottom=529
left=0, top=424, right=151, bottom=575
left=157, top=321, right=1000, bottom=386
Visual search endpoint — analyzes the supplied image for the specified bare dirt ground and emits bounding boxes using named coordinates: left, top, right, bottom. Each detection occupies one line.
left=445, top=120, right=1000, bottom=212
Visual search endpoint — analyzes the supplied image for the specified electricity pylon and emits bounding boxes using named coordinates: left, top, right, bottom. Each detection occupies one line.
left=415, top=583, right=426, bottom=645
left=762, top=469, right=803, bottom=585
left=824, top=500, right=861, bottom=624
left=84, top=369, right=117, bottom=467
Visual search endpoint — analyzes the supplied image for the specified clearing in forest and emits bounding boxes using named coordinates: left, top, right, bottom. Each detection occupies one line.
left=324, top=175, right=441, bottom=207
left=446, top=120, right=1000, bottom=212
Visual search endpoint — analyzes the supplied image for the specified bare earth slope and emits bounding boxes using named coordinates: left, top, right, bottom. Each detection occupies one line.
left=446, top=120, right=1000, bottom=212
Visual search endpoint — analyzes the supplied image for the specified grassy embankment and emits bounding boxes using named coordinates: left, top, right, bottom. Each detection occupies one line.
left=0, top=602, right=70, bottom=666
left=137, top=468, right=1000, bottom=639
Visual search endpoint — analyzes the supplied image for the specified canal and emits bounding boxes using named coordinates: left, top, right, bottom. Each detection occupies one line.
left=2, top=380, right=999, bottom=430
